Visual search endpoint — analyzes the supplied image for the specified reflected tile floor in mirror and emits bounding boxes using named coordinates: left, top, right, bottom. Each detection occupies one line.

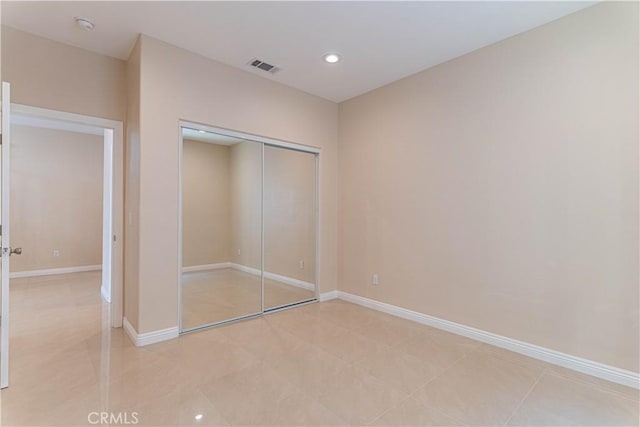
left=181, top=268, right=315, bottom=329
left=1, top=272, right=638, bottom=426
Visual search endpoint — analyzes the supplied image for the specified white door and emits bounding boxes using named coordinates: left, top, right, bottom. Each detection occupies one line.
left=1, top=81, right=14, bottom=389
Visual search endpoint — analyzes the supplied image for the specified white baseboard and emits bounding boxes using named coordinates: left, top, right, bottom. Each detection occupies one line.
left=320, top=290, right=339, bottom=302
left=182, top=262, right=232, bottom=273
left=263, top=271, right=315, bottom=291
left=229, top=263, right=315, bottom=291
left=184, top=262, right=315, bottom=291
left=226, top=262, right=260, bottom=276
left=333, top=291, right=639, bottom=390
left=10, top=264, right=102, bottom=279
left=123, top=317, right=179, bottom=347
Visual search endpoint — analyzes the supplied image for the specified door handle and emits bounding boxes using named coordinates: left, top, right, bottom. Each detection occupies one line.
left=1, top=247, right=23, bottom=257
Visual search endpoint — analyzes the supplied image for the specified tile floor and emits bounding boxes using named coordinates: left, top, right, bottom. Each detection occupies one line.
left=182, top=268, right=315, bottom=329
left=1, top=272, right=638, bottom=426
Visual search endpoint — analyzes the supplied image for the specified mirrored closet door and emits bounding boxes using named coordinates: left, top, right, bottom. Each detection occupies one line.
left=264, top=145, right=317, bottom=310
left=180, top=124, right=318, bottom=332
left=180, top=128, right=263, bottom=331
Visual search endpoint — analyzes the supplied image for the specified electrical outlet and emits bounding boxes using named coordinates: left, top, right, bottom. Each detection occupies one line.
left=53, top=250, right=60, bottom=257
left=299, top=260, right=304, bottom=269
left=372, top=274, right=379, bottom=286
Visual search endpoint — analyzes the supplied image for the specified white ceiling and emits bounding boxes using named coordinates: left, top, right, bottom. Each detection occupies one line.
left=2, top=1, right=597, bottom=102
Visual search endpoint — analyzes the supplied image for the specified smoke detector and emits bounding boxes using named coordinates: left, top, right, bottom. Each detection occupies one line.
left=75, top=17, right=95, bottom=31
left=248, top=58, right=280, bottom=74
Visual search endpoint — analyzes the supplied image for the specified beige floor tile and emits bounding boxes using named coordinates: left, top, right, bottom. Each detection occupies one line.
left=259, top=392, right=348, bottom=426
left=303, top=318, right=390, bottom=363
left=274, top=310, right=333, bottom=339
left=396, top=329, right=479, bottom=377
left=86, top=344, right=173, bottom=385
left=104, top=353, right=197, bottom=411
left=507, top=372, right=640, bottom=426
left=3, top=383, right=104, bottom=427
left=133, top=388, right=230, bottom=427
left=267, top=339, right=349, bottom=397
left=309, top=301, right=381, bottom=330
left=295, top=298, right=356, bottom=317
left=199, top=362, right=302, bottom=426
left=414, top=352, right=543, bottom=426
left=3, top=271, right=637, bottom=427
left=357, top=345, right=445, bottom=394
left=476, top=343, right=554, bottom=370
left=546, top=364, right=640, bottom=402
left=422, top=327, right=483, bottom=352
left=478, top=343, right=640, bottom=403
left=157, top=333, right=259, bottom=386
left=83, top=326, right=135, bottom=352
left=352, top=315, right=422, bottom=347
left=216, top=315, right=276, bottom=343
left=219, top=317, right=306, bottom=361
left=2, top=351, right=100, bottom=427
left=318, top=364, right=408, bottom=425
left=368, top=397, right=462, bottom=426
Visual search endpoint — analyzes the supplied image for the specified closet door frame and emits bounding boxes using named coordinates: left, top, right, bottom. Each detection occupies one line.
left=177, top=120, right=320, bottom=334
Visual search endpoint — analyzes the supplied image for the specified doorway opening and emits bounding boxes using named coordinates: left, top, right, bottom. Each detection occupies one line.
left=0, top=103, right=123, bottom=389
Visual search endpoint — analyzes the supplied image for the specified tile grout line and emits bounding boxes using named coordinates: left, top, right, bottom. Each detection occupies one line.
left=415, top=349, right=471, bottom=390
left=501, top=368, right=545, bottom=427
left=403, top=353, right=472, bottom=426
left=365, top=394, right=410, bottom=426
left=406, top=391, right=470, bottom=427
left=545, top=369, right=639, bottom=403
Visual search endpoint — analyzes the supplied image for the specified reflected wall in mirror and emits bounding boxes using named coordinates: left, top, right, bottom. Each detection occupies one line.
left=181, top=128, right=262, bottom=330
left=264, top=146, right=316, bottom=310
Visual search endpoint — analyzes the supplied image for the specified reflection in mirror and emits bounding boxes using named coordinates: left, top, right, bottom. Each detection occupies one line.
left=181, top=128, right=262, bottom=330
left=264, top=146, right=316, bottom=310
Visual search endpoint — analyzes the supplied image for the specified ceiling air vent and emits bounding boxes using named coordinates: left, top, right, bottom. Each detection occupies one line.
left=248, top=58, right=280, bottom=74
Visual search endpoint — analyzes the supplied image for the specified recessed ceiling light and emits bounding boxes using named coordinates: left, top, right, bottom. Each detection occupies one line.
left=323, top=53, right=341, bottom=64
left=194, top=414, right=203, bottom=421
left=74, top=17, right=95, bottom=31
left=198, top=130, right=206, bottom=133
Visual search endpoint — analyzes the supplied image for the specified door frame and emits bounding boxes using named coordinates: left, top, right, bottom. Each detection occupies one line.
left=10, top=103, right=124, bottom=328
left=177, top=120, right=320, bottom=333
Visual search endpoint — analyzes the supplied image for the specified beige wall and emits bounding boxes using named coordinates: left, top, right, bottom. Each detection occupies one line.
left=1, top=26, right=126, bottom=121
left=182, top=139, right=231, bottom=267
left=10, top=125, right=103, bottom=272
left=339, top=2, right=639, bottom=372
left=132, top=35, right=338, bottom=333
left=264, top=146, right=316, bottom=283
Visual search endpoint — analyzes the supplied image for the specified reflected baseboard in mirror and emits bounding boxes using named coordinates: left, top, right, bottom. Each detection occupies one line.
left=180, top=264, right=315, bottom=330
